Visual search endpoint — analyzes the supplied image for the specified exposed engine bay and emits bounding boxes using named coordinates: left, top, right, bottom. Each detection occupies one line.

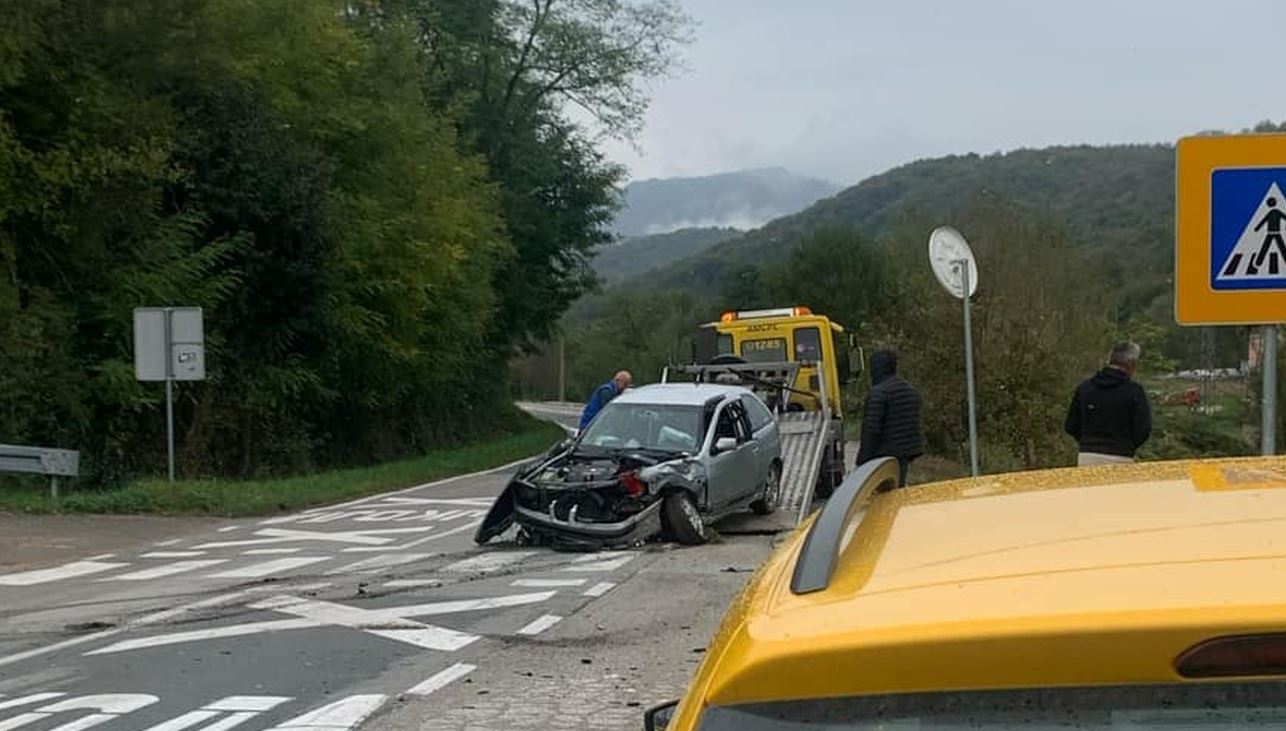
left=475, top=444, right=707, bottom=551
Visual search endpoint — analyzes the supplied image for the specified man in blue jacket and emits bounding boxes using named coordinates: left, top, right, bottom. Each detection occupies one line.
left=579, top=370, right=632, bottom=430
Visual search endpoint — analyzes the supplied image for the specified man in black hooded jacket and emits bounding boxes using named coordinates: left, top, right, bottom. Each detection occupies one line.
left=1065, top=341, right=1152, bottom=466
left=856, top=349, right=923, bottom=486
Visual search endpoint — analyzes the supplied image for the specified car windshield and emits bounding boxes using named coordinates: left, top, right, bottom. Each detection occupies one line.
left=578, top=403, right=704, bottom=454
left=696, top=683, right=1286, bottom=729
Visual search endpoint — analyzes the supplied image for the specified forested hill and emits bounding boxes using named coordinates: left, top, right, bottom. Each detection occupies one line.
left=640, top=145, right=1176, bottom=315
left=592, top=227, right=739, bottom=283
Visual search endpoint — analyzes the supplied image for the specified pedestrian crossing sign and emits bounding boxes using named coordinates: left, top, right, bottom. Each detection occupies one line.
left=1177, top=134, right=1286, bottom=324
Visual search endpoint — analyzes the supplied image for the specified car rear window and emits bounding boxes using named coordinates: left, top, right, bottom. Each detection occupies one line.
left=696, top=683, right=1286, bottom=729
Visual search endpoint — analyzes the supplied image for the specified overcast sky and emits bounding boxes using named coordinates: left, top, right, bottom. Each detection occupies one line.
left=601, top=0, right=1286, bottom=185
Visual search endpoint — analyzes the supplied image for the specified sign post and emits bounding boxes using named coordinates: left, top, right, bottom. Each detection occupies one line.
left=929, top=226, right=981, bottom=476
left=134, top=307, right=206, bottom=480
left=1176, top=134, right=1286, bottom=455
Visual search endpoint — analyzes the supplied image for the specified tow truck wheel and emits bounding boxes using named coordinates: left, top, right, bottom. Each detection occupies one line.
left=751, top=463, right=780, bottom=515
left=663, top=492, right=707, bottom=545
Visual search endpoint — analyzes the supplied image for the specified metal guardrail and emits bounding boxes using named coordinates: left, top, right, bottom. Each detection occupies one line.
left=0, top=444, right=80, bottom=497
left=790, top=456, right=899, bottom=595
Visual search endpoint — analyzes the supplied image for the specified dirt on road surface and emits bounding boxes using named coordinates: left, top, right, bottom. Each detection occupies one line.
left=379, top=536, right=776, bottom=731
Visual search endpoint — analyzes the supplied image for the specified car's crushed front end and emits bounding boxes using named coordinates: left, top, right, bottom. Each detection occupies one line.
left=475, top=445, right=706, bottom=550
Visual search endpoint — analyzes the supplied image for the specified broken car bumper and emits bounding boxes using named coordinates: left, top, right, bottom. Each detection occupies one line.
left=513, top=499, right=664, bottom=548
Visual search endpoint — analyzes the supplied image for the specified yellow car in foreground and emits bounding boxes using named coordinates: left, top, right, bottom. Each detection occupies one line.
left=647, top=455, right=1286, bottom=729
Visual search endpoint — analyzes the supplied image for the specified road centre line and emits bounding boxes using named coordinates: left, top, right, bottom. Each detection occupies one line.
left=86, top=619, right=319, bottom=655
left=141, top=551, right=206, bottom=559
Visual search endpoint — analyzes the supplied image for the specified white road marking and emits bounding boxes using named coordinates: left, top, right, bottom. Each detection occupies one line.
left=383, top=579, right=442, bottom=588
left=338, top=546, right=395, bottom=554
left=154, top=539, right=183, bottom=547
left=0, top=561, right=128, bottom=586
left=562, top=555, right=634, bottom=573
left=365, top=627, right=477, bottom=651
left=135, top=591, right=252, bottom=626
left=84, top=590, right=555, bottom=657
left=0, top=694, right=65, bottom=711
left=0, top=694, right=159, bottom=731
left=141, top=551, right=206, bottom=559
left=407, top=663, right=476, bottom=696
left=84, top=554, right=115, bottom=561
left=327, top=553, right=430, bottom=575
left=0, top=629, right=122, bottom=670
left=442, top=551, right=534, bottom=574
left=140, top=696, right=293, bottom=731
left=265, top=694, right=386, bottom=730
left=516, top=614, right=563, bottom=636
left=393, top=521, right=480, bottom=549
left=217, top=526, right=241, bottom=533
left=248, top=597, right=477, bottom=652
left=86, top=619, right=318, bottom=655
left=243, top=548, right=301, bottom=555
left=198, top=526, right=434, bottom=550
left=208, top=557, right=329, bottom=579
left=207, top=697, right=293, bottom=712
left=103, top=560, right=227, bottom=582
left=378, top=497, right=494, bottom=507
left=511, top=578, right=586, bottom=588
left=255, top=454, right=531, bottom=518
left=583, top=581, right=616, bottom=597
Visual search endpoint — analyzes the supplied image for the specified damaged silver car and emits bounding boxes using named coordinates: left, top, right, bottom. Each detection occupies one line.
left=475, top=384, right=783, bottom=550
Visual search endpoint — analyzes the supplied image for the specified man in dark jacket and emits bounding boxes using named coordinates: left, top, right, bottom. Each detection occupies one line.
left=1065, top=341, right=1152, bottom=465
left=856, top=349, right=923, bottom=486
left=578, top=370, right=632, bottom=430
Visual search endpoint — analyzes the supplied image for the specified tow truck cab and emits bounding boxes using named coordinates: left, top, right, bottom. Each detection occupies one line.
left=694, top=306, right=861, bottom=497
left=695, top=306, right=859, bottom=416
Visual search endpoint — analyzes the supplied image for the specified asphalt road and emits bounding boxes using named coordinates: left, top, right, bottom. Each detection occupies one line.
left=0, top=410, right=777, bottom=730
left=0, top=461, right=642, bottom=727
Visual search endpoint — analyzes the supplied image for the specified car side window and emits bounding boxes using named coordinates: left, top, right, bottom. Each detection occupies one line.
left=713, top=404, right=738, bottom=442
left=742, top=395, right=773, bottom=432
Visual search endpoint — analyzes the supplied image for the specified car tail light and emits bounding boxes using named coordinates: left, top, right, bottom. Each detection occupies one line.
left=1176, top=633, right=1286, bottom=678
left=619, top=470, right=646, bottom=497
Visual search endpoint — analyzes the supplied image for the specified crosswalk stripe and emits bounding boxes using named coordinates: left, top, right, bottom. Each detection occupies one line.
left=511, top=578, right=587, bottom=588
left=407, top=663, right=476, bottom=696
left=516, top=614, right=563, bottom=636
left=265, top=694, right=386, bottom=730
left=104, top=560, right=228, bottom=582
left=561, top=555, right=634, bottom=573
left=208, top=557, right=329, bottom=579
left=583, top=581, right=616, bottom=597
left=0, top=561, right=128, bottom=586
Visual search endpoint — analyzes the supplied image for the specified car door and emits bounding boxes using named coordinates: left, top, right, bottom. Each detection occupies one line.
left=705, top=400, right=759, bottom=509
left=742, top=394, right=781, bottom=480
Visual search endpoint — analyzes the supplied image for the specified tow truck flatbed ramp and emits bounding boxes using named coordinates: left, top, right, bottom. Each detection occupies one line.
left=778, top=411, right=828, bottom=517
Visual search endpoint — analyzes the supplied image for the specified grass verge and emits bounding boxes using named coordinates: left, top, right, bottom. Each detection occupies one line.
left=0, top=416, right=566, bottom=516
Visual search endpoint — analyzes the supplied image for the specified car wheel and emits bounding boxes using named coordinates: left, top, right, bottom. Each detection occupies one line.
left=663, top=492, right=707, bottom=545
left=751, top=463, right=781, bottom=515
